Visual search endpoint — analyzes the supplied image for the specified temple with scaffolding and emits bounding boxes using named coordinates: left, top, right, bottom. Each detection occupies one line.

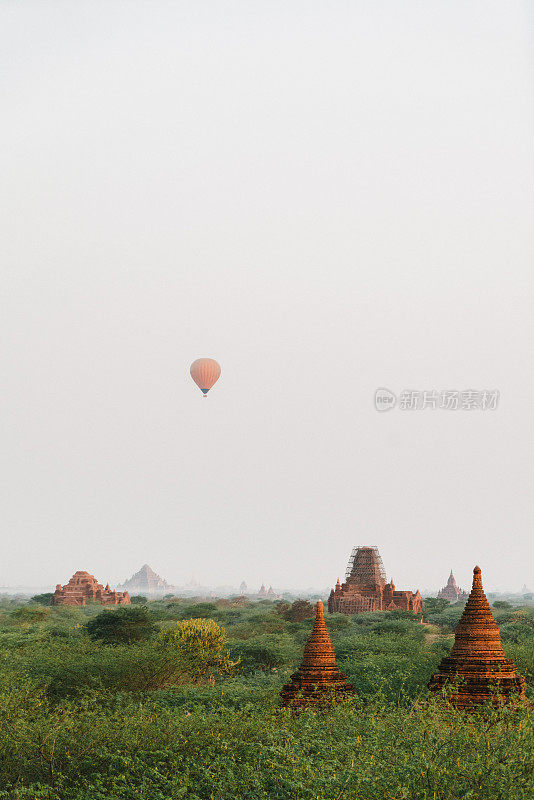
left=327, top=546, right=422, bottom=615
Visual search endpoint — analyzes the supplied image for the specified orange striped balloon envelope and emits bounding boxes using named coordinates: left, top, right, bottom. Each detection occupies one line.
left=190, top=358, right=221, bottom=396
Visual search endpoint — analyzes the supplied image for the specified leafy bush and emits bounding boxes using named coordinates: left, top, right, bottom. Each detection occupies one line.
left=30, top=593, right=55, bottom=606
left=159, top=618, right=236, bottom=682
left=176, top=602, right=218, bottom=620
left=336, top=631, right=448, bottom=702
left=278, top=599, right=315, bottom=622
left=423, top=597, right=450, bottom=614
left=26, top=641, right=157, bottom=699
left=422, top=605, right=465, bottom=632
left=25, top=633, right=238, bottom=700
left=228, top=634, right=298, bottom=672
left=86, top=606, right=156, bottom=644
left=322, top=612, right=350, bottom=633
left=10, top=606, right=51, bottom=624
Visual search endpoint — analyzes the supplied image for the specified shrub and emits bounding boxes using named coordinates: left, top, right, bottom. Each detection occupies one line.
left=279, top=600, right=315, bottom=622
left=228, top=634, right=298, bottom=672
left=323, top=612, right=350, bottom=633
left=30, top=593, right=54, bottom=606
left=158, top=618, right=236, bottom=682
left=86, top=606, right=156, bottom=645
left=336, top=630, right=447, bottom=702
left=423, top=597, right=450, bottom=614
left=10, top=606, right=50, bottom=624
left=422, top=606, right=465, bottom=632
left=177, top=602, right=218, bottom=620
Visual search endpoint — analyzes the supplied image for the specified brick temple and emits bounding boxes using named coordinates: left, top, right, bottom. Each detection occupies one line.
left=52, top=571, right=131, bottom=606
left=280, top=600, right=354, bottom=708
left=328, top=546, right=422, bottom=615
left=437, top=570, right=469, bottom=603
left=429, top=566, right=526, bottom=709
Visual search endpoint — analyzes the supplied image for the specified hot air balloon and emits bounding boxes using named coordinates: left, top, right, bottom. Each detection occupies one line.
left=190, top=358, right=221, bottom=397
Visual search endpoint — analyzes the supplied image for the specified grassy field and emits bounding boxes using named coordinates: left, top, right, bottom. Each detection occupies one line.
left=0, top=595, right=532, bottom=799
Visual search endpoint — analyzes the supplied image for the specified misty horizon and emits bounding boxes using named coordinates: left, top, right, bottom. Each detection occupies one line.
left=2, top=559, right=532, bottom=598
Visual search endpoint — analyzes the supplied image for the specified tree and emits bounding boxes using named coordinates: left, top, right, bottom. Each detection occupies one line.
left=158, top=618, right=236, bottom=682
left=86, top=606, right=156, bottom=645
left=423, top=598, right=450, bottom=615
left=229, top=633, right=297, bottom=672
left=11, top=606, right=50, bottom=623
left=178, top=602, right=218, bottom=620
left=280, top=600, right=315, bottom=622
left=276, top=602, right=291, bottom=617
left=130, top=595, right=148, bottom=604
left=30, top=593, right=54, bottom=606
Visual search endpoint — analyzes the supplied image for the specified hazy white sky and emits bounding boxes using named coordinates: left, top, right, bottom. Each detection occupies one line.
left=1, top=1, right=533, bottom=594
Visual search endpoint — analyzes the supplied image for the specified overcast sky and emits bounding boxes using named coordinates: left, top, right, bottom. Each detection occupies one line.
left=1, top=1, right=533, bottom=595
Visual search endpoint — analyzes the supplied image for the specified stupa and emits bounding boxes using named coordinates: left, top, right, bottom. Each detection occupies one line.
left=328, top=546, right=422, bottom=615
left=429, top=566, right=526, bottom=709
left=280, top=600, right=355, bottom=708
left=52, top=571, right=130, bottom=606
left=437, top=570, right=469, bottom=603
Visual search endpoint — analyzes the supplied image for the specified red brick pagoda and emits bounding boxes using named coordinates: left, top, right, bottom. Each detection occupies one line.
left=280, top=600, right=354, bottom=709
left=52, top=571, right=130, bottom=606
left=429, top=566, right=526, bottom=709
left=328, top=546, right=422, bottom=615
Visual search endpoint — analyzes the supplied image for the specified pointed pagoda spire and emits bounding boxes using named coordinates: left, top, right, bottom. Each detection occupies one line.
left=447, top=570, right=457, bottom=588
left=438, top=568, right=468, bottom=603
left=449, top=566, right=505, bottom=660
left=301, top=600, right=338, bottom=669
left=280, top=601, right=355, bottom=709
left=429, top=566, right=526, bottom=709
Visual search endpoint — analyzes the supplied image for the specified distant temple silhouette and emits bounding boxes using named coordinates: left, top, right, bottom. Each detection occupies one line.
left=53, top=571, right=130, bottom=606
left=280, top=601, right=354, bottom=709
left=119, top=564, right=172, bottom=594
left=429, top=566, right=526, bottom=709
left=256, top=583, right=277, bottom=599
left=328, top=546, right=422, bottom=615
left=437, top=570, right=468, bottom=603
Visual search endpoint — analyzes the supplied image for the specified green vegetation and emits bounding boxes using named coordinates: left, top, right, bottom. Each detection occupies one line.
left=277, top=599, right=316, bottom=622
left=159, top=618, right=236, bottom=682
left=30, top=592, right=54, bottom=606
left=0, top=595, right=532, bottom=799
left=86, top=605, right=157, bottom=644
